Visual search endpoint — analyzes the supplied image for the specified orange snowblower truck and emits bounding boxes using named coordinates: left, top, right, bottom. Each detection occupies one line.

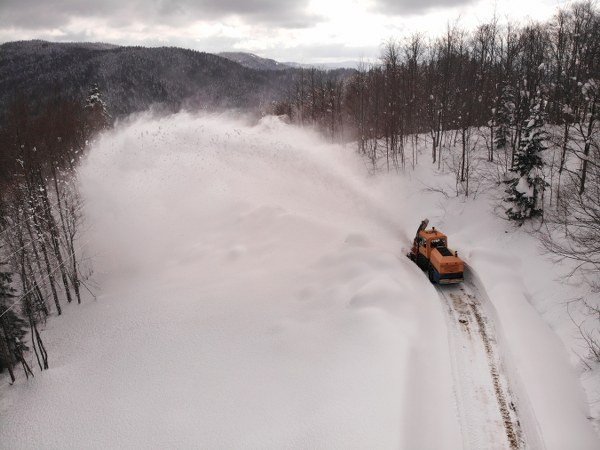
left=408, top=219, right=464, bottom=284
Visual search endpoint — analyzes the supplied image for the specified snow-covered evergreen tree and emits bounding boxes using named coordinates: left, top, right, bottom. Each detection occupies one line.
left=505, top=96, right=548, bottom=222
left=495, top=83, right=515, bottom=150
left=85, top=83, right=110, bottom=133
left=0, top=263, right=28, bottom=382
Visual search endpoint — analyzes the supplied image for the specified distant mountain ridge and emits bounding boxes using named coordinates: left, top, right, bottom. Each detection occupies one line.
left=218, top=52, right=291, bottom=71
left=283, top=60, right=363, bottom=70
left=0, top=41, right=296, bottom=122
left=219, top=51, right=362, bottom=71
left=0, top=41, right=357, bottom=125
left=6, top=40, right=120, bottom=52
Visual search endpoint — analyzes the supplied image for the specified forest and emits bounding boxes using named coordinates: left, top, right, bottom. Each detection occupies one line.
left=0, top=87, right=109, bottom=380
left=0, top=40, right=352, bottom=123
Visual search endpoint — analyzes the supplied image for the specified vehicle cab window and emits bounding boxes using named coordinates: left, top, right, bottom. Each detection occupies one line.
left=431, top=238, right=446, bottom=248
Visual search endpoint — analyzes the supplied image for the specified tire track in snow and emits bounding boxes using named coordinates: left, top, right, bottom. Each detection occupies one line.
left=437, top=271, right=525, bottom=449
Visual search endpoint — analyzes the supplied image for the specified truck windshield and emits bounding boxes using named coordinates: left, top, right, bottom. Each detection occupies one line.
left=431, top=238, right=447, bottom=248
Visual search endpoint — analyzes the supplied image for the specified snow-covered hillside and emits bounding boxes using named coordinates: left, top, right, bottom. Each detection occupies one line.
left=0, top=113, right=598, bottom=449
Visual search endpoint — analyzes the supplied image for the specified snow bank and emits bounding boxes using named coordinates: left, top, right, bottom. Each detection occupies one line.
left=469, top=249, right=597, bottom=449
left=397, top=155, right=599, bottom=449
left=0, top=113, right=460, bottom=449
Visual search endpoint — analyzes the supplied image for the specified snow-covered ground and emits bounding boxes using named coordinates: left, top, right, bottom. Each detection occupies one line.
left=0, top=113, right=598, bottom=449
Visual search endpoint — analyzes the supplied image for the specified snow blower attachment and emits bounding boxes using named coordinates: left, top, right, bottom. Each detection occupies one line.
left=408, top=219, right=464, bottom=284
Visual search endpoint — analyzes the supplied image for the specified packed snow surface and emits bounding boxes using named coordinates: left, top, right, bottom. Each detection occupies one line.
left=1, top=113, right=598, bottom=449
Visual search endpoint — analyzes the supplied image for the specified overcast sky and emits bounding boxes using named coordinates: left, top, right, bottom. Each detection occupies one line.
left=0, top=0, right=570, bottom=63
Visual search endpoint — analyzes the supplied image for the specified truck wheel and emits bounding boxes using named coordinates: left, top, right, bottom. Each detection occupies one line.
left=428, top=267, right=435, bottom=283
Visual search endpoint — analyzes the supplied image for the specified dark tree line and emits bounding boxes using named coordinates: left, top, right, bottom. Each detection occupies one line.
left=273, top=67, right=349, bottom=142
left=276, top=2, right=598, bottom=184
left=0, top=86, right=108, bottom=382
left=275, top=2, right=599, bottom=213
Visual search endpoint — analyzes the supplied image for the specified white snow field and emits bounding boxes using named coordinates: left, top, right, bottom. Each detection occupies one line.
left=0, top=113, right=598, bottom=449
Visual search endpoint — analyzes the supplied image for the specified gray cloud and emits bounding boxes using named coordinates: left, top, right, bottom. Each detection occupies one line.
left=0, top=0, right=318, bottom=30
left=371, top=0, right=475, bottom=15
left=0, top=0, right=481, bottom=63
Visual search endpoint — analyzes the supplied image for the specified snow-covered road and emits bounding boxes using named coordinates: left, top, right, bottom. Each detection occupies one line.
left=437, top=270, right=535, bottom=449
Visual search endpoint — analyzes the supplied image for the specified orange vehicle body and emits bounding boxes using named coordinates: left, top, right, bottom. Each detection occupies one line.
left=409, top=226, right=464, bottom=284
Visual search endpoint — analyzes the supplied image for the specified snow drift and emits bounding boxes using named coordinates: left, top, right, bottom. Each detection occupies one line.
left=2, top=113, right=597, bottom=449
left=0, top=113, right=459, bottom=448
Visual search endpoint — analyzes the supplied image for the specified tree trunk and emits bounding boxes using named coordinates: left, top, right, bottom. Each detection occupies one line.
left=29, top=203, right=61, bottom=316
left=37, top=171, right=73, bottom=304
left=579, top=99, right=596, bottom=195
left=461, top=127, right=467, bottom=182
left=52, top=165, right=82, bottom=304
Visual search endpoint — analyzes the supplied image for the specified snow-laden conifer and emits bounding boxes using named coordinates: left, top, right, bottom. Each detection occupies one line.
left=505, top=95, right=548, bottom=222
left=0, top=263, right=30, bottom=382
left=85, top=83, right=111, bottom=133
left=495, top=83, right=515, bottom=151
